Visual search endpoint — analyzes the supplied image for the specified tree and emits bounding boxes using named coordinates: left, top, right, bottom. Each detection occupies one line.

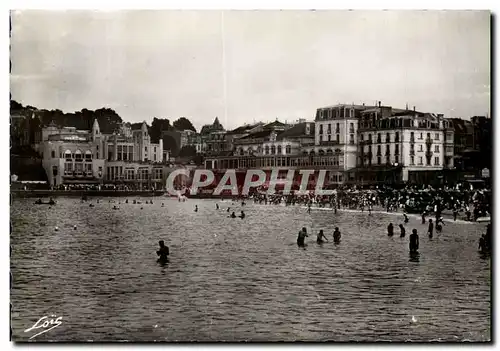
left=173, top=117, right=196, bottom=133
left=150, top=117, right=172, bottom=143
left=178, top=145, right=197, bottom=157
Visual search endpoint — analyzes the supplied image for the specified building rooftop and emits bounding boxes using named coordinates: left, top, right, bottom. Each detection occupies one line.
left=276, top=122, right=315, bottom=141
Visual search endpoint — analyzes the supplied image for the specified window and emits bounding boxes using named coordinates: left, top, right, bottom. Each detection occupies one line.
left=327, top=124, right=331, bottom=134
left=328, top=135, right=331, bottom=142
left=336, top=123, right=340, bottom=133
left=154, top=154, right=156, bottom=161
left=319, top=125, right=323, bottom=134
left=385, top=155, right=390, bottom=164
left=86, top=163, right=92, bottom=172
left=419, top=157, right=423, bottom=165
left=385, top=144, right=390, bottom=155
left=64, top=150, right=72, bottom=160
left=85, top=151, right=92, bottom=161
left=410, top=132, right=414, bottom=141
left=51, top=150, right=55, bottom=158
left=395, top=144, right=399, bottom=155
left=377, top=145, right=381, bottom=155
left=435, top=133, right=440, bottom=140
left=336, top=134, right=340, bottom=143
left=377, top=156, right=381, bottom=165
left=265, top=146, right=269, bottom=155
left=368, top=134, right=372, bottom=142
left=386, top=133, right=390, bottom=143
left=319, top=135, right=323, bottom=142
left=64, top=162, right=73, bottom=174
left=395, top=132, right=400, bottom=142
left=145, top=146, right=148, bottom=152
left=349, top=123, right=354, bottom=133
left=419, top=145, right=423, bottom=152
left=377, top=133, right=381, bottom=143
left=395, top=156, right=399, bottom=164
left=419, top=133, right=423, bottom=140
left=427, top=133, right=431, bottom=139
left=75, top=150, right=83, bottom=162
left=154, top=147, right=157, bottom=152
left=277, top=145, right=282, bottom=154
left=286, top=145, right=291, bottom=154
left=349, top=134, right=354, bottom=145
left=360, top=134, right=364, bottom=141
left=435, top=145, right=440, bottom=153
left=434, top=157, right=439, bottom=165
left=410, top=156, right=415, bottom=165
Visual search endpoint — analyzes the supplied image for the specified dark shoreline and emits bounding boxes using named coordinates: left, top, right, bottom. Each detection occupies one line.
left=10, top=190, right=167, bottom=198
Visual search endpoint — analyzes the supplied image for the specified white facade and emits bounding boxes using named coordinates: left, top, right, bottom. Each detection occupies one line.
left=39, top=119, right=165, bottom=186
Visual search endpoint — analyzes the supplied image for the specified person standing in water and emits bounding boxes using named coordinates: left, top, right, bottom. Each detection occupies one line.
left=297, top=227, right=308, bottom=248
left=157, top=240, right=170, bottom=262
left=387, top=223, right=394, bottom=237
left=216, top=203, right=219, bottom=210
left=230, top=212, right=236, bottom=218
left=333, top=227, right=341, bottom=243
left=421, top=211, right=426, bottom=224
left=239, top=211, right=245, bottom=219
left=316, top=230, right=328, bottom=244
left=427, top=219, right=434, bottom=238
left=403, top=213, right=409, bottom=224
left=399, top=224, right=406, bottom=237
left=409, top=229, right=419, bottom=253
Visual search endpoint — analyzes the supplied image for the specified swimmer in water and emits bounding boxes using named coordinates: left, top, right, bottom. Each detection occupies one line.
left=479, top=234, right=486, bottom=252
left=239, top=211, right=245, bottom=219
left=162, top=203, right=165, bottom=207
left=427, top=219, right=434, bottom=238
left=156, top=240, right=170, bottom=262
left=387, top=223, right=394, bottom=237
left=227, top=207, right=230, bottom=212
left=297, top=227, right=308, bottom=248
left=316, top=230, right=328, bottom=244
left=399, top=224, right=406, bottom=237
left=230, top=212, right=236, bottom=218
left=195, top=205, right=198, bottom=212
left=409, top=229, right=419, bottom=253
left=333, top=227, right=341, bottom=243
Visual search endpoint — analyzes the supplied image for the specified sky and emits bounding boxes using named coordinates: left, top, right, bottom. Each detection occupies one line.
left=10, top=10, right=490, bottom=131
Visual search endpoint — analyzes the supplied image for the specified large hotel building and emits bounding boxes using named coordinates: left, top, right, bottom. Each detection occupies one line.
left=204, top=102, right=455, bottom=187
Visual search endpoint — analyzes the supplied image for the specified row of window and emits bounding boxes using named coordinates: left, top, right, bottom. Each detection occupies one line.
left=318, top=134, right=355, bottom=144
left=316, top=107, right=355, bottom=120
left=364, top=144, right=442, bottom=154
left=360, top=131, right=443, bottom=143
left=64, top=162, right=93, bottom=174
left=211, top=156, right=344, bottom=169
left=318, top=122, right=355, bottom=134
left=362, top=155, right=440, bottom=166
left=105, top=166, right=164, bottom=180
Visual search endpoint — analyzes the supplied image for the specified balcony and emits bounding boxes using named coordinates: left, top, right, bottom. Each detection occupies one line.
left=319, top=140, right=341, bottom=146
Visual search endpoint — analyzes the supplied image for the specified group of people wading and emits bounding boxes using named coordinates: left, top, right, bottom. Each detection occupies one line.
left=297, top=227, right=341, bottom=248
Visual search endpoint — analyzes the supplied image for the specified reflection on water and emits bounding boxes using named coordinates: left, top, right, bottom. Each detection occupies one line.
left=10, top=197, right=491, bottom=342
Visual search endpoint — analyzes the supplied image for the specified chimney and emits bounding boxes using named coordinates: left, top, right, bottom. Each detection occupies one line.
left=413, top=106, right=416, bottom=111
left=405, top=103, right=408, bottom=110
left=362, top=103, right=365, bottom=106
left=378, top=101, right=381, bottom=107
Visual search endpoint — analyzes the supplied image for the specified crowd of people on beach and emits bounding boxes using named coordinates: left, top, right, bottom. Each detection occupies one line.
left=249, top=182, right=491, bottom=223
